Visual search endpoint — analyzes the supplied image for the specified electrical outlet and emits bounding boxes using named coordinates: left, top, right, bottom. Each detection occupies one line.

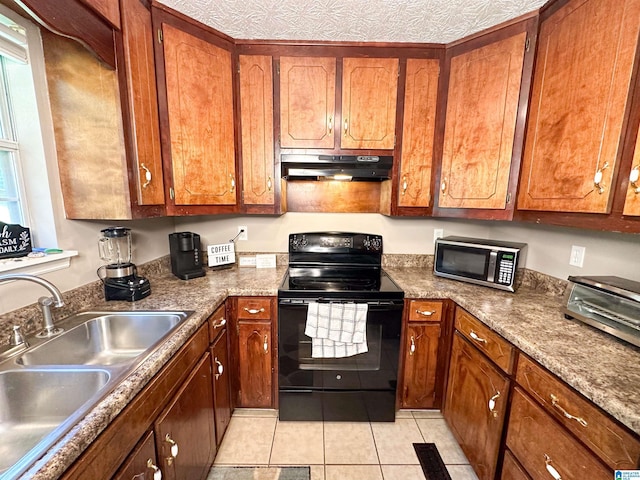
left=237, top=226, right=248, bottom=241
left=569, top=245, right=585, bottom=267
left=434, top=229, right=444, bottom=244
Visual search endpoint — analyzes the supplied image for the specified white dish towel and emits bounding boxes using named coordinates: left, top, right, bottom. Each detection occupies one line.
left=305, top=302, right=368, bottom=358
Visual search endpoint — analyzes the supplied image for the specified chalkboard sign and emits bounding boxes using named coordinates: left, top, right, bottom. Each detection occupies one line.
left=0, top=222, right=32, bottom=259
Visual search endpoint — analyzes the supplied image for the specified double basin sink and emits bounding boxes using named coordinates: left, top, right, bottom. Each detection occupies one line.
left=0, top=310, right=193, bottom=479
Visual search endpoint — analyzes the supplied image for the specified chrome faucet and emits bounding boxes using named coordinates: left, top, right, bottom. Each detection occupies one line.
left=0, top=274, right=65, bottom=337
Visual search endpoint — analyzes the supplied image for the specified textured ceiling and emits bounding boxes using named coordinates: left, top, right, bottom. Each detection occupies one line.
left=158, top=0, right=548, bottom=44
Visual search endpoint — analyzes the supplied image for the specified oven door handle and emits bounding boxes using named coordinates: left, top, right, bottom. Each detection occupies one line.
left=279, top=298, right=404, bottom=309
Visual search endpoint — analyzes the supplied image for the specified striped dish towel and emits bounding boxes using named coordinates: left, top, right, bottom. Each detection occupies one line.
left=305, top=302, right=368, bottom=358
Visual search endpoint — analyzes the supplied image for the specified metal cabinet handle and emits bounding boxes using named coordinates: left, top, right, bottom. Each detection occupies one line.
left=267, top=176, right=272, bottom=191
left=416, top=309, right=435, bottom=317
left=214, top=318, right=227, bottom=329
left=550, top=394, right=588, bottom=427
left=146, top=458, right=162, bottom=480
left=215, top=357, right=224, bottom=379
left=488, top=391, right=501, bottom=417
left=141, top=163, right=152, bottom=188
left=164, top=434, right=178, bottom=465
left=244, top=307, right=265, bottom=314
left=328, top=116, right=333, bottom=134
left=629, top=165, right=640, bottom=194
left=593, top=162, right=609, bottom=194
left=469, top=330, right=487, bottom=344
left=402, top=175, right=408, bottom=195
left=263, top=335, right=269, bottom=353
left=409, top=335, right=416, bottom=355
left=544, top=454, right=562, bottom=480
left=344, top=118, right=348, bottom=133
left=230, top=175, right=236, bottom=192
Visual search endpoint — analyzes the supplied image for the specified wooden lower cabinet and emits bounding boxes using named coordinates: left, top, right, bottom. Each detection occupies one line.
left=232, top=297, right=275, bottom=408
left=401, top=323, right=441, bottom=408
left=113, top=431, right=159, bottom=480
left=500, top=450, right=531, bottom=480
left=211, top=329, right=232, bottom=445
left=443, top=332, right=510, bottom=480
left=506, top=387, right=610, bottom=480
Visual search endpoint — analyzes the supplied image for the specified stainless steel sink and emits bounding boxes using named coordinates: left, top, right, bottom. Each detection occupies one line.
left=0, top=368, right=111, bottom=477
left=17, top=311, right=188, bottom=366
left=0, top=309, right=193, bottom=480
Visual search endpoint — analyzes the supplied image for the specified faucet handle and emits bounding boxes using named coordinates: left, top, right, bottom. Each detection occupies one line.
left=9, top=325, right=29, bottom=347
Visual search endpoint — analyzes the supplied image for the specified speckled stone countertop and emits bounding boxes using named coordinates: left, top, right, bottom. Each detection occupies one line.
left=8, top=263, right=640, bottom=479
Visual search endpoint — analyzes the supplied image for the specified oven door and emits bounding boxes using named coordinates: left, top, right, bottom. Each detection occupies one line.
left=278, top=298, right=402, bottom=421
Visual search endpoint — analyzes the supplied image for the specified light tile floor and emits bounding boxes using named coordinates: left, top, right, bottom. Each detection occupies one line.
left=213, top=409, right=479, bottom=480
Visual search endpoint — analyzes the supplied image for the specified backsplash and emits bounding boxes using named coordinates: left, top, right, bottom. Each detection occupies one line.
left=0, top=253, right=567, bottom=343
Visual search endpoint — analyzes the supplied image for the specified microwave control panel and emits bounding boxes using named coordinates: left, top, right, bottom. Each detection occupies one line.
left=496, top=252, right=516, bottom=285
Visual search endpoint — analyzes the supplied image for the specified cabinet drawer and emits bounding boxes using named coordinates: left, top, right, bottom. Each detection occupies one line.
left=209, top=303, right=227, bottom=343
left=408, top=300, right=443, bottom=322
left=517, top=355, right=640, bottom=470
left=500, top=449, right=532, bottom=480
left=507, top=387, right=610, bottom=480
left=455, top=308, right=515, bottom=374
left=237, top=297, right=272, bottom=320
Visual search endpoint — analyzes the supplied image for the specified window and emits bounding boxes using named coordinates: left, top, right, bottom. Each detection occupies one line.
left=0, top=17, right=28, bottom=226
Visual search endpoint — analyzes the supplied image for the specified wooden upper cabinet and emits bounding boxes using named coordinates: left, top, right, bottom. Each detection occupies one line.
left=439, top=30, right=527, bottom=212
left=623, top=128, right=640, bottom=216
left=518, top=0, right=640, bottom=213
left=398, top=58, right=439, bottom=208
left=120, top=0, right=164, bottom=207
left=159, top=21, right=236, bottom=208
left=80, top=0, right=120, bottom=29
left=280, top=56, right=336, bottom=149
left=341, top=57, right=398, bottom=150
left=239, top=55, right=275, bottom=206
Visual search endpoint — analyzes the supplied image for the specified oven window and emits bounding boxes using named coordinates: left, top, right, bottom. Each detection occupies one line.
left=437, top=245, right=488, bottom=279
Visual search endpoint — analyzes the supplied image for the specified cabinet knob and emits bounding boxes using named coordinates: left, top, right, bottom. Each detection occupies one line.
left=550, top=394, right=588, bottom=427
left=441, top=178, right=447, bottom=194
left=469, top=330, right=487, bottom=344
left=402, top=176, right=408, bottom=195
left=343, top=118, right=349, bottom=134
left=146, top=458, right=162, bottom=480
left=328, top=116, right=333, bottom=134
left=488, top=391, right=501, bottom=417
left=593, top=162, right=609, bottom=194
left=629, top=165, right=640, bottom=194
left=409, top=335, right=416, bottom=355
left=164, top=433, right=179, bottom=465
left=230, top=175, right=236, bottom=193
left=543, top=454, right=563, bottom=480
left=267, top=176, right=272, bottom=191
left=140, top=163, right=152, bottom=189
left=215, top=357, right=224, bottom=379
left=263, top=335, right=269, bottom=353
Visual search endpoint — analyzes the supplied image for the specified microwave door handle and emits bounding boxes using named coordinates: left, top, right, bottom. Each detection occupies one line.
left=487, top=251, right=497, bottom=283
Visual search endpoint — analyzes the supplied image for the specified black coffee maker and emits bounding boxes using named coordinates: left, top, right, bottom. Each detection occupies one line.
left=169, top=232, right=206, bottom=280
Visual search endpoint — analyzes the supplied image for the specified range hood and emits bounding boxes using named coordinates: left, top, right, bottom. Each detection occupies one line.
left=281, top=154, right=393, bottom=181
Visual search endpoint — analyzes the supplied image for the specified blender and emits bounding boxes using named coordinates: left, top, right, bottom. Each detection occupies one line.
left=98, top=226, right=151, bottom=301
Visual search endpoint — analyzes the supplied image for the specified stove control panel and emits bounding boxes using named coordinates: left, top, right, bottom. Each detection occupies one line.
left=289, top=234, right=308, bottom=251
left=363, top=235, right=382, bottom=252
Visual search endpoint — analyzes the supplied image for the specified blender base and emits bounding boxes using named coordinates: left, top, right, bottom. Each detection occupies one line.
left=104, top=276, right=151, bottom=301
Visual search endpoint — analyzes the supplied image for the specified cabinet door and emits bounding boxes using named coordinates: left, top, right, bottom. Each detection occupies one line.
left=239, top=55, right=275, bottom=207
left=401, top=323, right=440, bottom=408
left=518, top=0, right=640, bottom=213
left=500, top=449, right=532, bottom=480
left=506, top=388, right=611, bottom=480
left=443, top=333, right=510, bottom=480
left=439, top=32, right=526, bottom=210
left=113, top=431, right=160, bottom=480
left=398, top=59, right=439, bottom=208
left=211, top=329, right=232, bottom=446
left=81, top=0, right=120, bottom=28
left=161, top=22, right=236, bottom=206
left=280, top=56, right=336, bottom=149
left=623, top=130, right=640, bottom=216
left=341, top=57, right=398, bottom=150
left=155, top=353, right=215, bottom=480
left=121, top=0, right=165, bottom=207
left=237, top=321, right=272, bottom=408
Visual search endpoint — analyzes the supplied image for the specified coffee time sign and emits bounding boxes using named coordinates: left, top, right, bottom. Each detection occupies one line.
left=207, top=242, right=235, bottom=267
left=0, top=223, right=32, bottom=259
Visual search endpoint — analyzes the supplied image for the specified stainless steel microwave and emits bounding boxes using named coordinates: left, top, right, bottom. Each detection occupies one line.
left=434, top=236, right=527, bottom=292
